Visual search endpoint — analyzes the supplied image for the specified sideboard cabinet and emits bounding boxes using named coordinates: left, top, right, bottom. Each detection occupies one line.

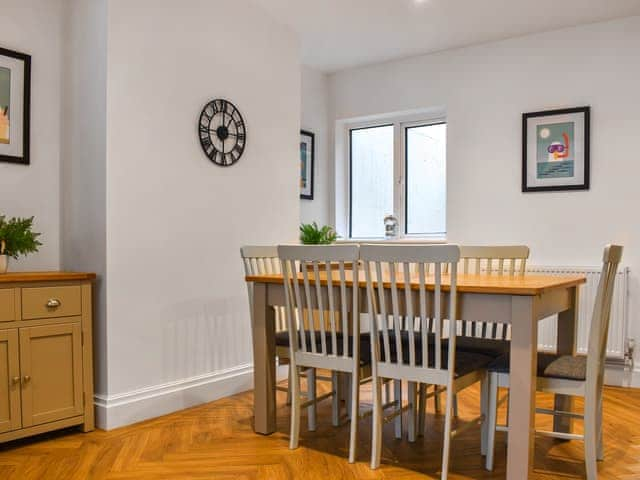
left=0, top=272, right=95, bottom=443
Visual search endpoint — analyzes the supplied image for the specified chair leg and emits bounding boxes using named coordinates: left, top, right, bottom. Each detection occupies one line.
left=371, top=376, right=383, bottom=469
left=584, top=390, right=599, bottom=480
left=332, top=370, right=340, bottom=427
left=384, top=379, right=392, bottom=404
left=596, top=391, right=604, bottom=461
left=485, top=373, right=498, bottom=471
left=452, top=393, right=459, bottom=418
left=307, top=368, right=317, bottom=431
left=408, top=382, right=417, bottom=443
left=394, top=379, right=403, bottom=439
left=480, top=372, right=489, bottom=456
left=348, top=369, right=360, bottom=463
left=434, top=385, right=442, bottom=412
left=289, top=365, right=302, bottom=450
left=417, top=383, right=426, bottom=437
left=346, top=373, right=353, bottom=420
left=441, top=382, right=455, bottom=480
left=286, top=364, right=292, bottom=406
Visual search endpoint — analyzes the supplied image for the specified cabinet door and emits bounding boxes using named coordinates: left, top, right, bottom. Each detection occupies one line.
left=20, top=324, right=83, bottom=427
left=0, top=329, right=21, bottom=433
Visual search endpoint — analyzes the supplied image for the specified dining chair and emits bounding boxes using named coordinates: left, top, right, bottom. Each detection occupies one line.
left=279, top=244, right=365, bottom=462
left=241, top=245, right=328, bottom=430
left=484, top=244, right=623, bottom=480
left=361, top=244, right=491, bottom=479
left=426, top=246, right=530, bottom=422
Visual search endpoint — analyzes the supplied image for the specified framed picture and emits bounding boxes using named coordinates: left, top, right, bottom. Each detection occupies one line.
left=0, top=47, right=31, bottom=165
left=522, top=106, right=590, bottom=192
left=300, top=130, right=314, bottom=200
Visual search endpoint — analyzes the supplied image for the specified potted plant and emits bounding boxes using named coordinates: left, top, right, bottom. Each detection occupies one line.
left=0, top=215, right=42, bottom=273
left=299, top=222, right=338, bottom=245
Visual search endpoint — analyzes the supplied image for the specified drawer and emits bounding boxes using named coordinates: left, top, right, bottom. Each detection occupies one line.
left=0, top=289, right=18, bottom=322
left=21, top=286, right=82, bottom=320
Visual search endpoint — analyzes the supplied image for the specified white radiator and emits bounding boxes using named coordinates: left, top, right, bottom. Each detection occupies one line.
left=528, top=265, right=630, bottom=361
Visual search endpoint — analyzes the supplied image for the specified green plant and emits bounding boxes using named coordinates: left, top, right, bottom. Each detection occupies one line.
left=0, top=215, right=42, bottom=259
left=299, top=222, right=338, bottom=245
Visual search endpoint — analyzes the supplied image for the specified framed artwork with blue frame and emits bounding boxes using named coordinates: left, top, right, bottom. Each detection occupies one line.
left=300, top=130, right=314, bottom=200
left=522, top=106, right=590, bottom=192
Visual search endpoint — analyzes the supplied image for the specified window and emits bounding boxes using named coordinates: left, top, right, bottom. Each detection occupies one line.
left=350, top=125, right=394, bottom=238
left=347, top=117, right=446, bottom=239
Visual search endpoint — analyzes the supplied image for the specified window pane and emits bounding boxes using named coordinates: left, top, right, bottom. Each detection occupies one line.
left=406, top=123, right=446, bottom=235
left=350, top=125, right=394, bottom=238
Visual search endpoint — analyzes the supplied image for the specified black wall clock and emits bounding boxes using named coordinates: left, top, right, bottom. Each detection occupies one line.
left=198, top=99, right=246, bottom=166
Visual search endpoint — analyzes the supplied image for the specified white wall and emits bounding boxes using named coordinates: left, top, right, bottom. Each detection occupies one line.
left=61, top=0, right=108, bottom=395
left=300, top=66, right=332, bottom=226
left=98, top=0, right=300, bottom=427
left=0, top=0, right=65, bottom=271
left=330, top=16, right=640, bottom=375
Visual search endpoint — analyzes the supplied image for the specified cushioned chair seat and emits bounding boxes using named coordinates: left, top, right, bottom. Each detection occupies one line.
left=276, top=331, right=372, bottom=365
left=487, top=353, right=587, bottom=381
left=455, top=336, right=510, bottom=358
left=383, top=331, right=492, bottom=378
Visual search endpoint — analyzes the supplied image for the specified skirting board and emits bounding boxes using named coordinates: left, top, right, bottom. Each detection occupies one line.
left=94, top=362, right=290, bottom=431
left=94, top=363, right=254, bottom=430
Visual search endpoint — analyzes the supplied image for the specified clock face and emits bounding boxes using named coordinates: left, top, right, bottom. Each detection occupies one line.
left=198, top=99, right=246, bottom=166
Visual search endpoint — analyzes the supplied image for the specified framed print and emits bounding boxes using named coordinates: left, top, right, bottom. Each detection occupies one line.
left=300, top=130, right=314, bottom=200
left=0, top=47, right=31, bottom=165
left=522, top=106, right=590, bottom=192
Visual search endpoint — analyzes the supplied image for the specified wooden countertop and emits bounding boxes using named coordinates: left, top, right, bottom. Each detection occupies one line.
left=0, top=272, right=97, bottom=283
left=245, top=272, right=586, bottom=296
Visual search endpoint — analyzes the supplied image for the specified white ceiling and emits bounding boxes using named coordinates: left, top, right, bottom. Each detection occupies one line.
left=254, top=0, right=640, bottom=72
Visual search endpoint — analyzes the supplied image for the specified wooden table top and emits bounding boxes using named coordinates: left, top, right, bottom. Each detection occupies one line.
left=0, top=272, right=97, bottom=283
left=246, top=271, right=586, bottom=296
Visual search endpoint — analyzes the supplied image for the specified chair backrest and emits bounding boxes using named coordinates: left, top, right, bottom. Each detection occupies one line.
left=240, top=246, right=281, bottom=276
left=451, top=245, right=530, bottom=275
left=586, top=245, right=623, bottom=387
left=453, top=245, right=529, bottom=340
left=240, top=246, right=286, bottom=332
left=361, top=244, right=460, bottom=383
left=278, top=244, right=360, bottom=371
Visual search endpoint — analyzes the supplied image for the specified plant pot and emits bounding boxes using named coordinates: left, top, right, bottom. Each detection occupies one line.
left=0, top=255, right=7, bottom=274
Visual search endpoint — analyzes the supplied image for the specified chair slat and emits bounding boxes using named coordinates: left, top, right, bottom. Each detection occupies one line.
left=389, top=262, right=403, bottom=367
left=435, top=263, right=442, bottom=370
left=339, top=261, right=349, bottom=357
left=403, top=262, right=416, bottom=367
left=312, top=261, right=327, bottom=355
left=418, top=262, right=428, bottom=368
left=375, top=261, right=391, bottom=364
left=326, top=261, right=338, bottom=358
left=301, top=263, right=317, bottom=354
left=290, top=260, right=308, bottom=353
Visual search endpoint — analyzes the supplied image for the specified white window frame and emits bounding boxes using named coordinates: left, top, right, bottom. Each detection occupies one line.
left=336, top=110, right=447, bottom=241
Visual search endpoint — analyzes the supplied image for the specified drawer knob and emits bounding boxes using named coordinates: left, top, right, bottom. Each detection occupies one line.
left=23, top=375, right=31, bottom=384
left=46, top=298, right=61, bottom=308
left=11, top=376, right=20, bottom=385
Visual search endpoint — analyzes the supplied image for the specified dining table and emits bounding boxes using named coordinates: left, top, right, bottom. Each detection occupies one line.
left=245, top=269, right=586, bottom=479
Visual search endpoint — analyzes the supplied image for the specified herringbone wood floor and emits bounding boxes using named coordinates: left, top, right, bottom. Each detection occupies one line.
left=1, top=379, right=639, bottom=479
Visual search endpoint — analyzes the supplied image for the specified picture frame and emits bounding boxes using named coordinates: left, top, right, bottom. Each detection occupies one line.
left=0, top=47, right=31, bottom=165
left=522, top=106, right=590, bottom=192
left=300, top=129, right=315, bottom=200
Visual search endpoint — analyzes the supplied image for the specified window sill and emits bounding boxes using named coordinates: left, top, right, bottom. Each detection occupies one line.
left=336, top=236, right=447, bottom=245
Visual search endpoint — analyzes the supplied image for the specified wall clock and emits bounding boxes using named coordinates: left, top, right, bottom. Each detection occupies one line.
left=198, top=99, right=246, bottom=166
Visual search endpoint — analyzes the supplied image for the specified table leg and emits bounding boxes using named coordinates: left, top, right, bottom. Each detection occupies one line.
left=252, top=282, right=276, bottom=434
left=555, top=286, right=578, bottom=433
left=506, top=295, right=537, bottom=480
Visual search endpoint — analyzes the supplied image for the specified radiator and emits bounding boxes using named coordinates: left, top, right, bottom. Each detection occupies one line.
left=527, top=265, right=630, bottom=361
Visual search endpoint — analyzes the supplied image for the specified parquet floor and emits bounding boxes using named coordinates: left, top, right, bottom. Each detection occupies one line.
left=1, top=379, right=639, bottom=479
